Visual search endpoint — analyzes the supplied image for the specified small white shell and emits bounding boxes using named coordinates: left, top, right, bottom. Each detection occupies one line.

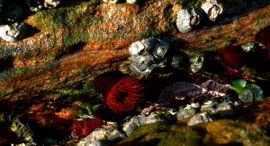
left=201, top=0, right=223, bottom=21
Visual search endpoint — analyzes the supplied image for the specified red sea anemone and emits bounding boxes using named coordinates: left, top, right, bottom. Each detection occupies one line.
left=94, top=71, right=145, bottom=113
left=93, top=71, right=126, bottom=100
left=217, top=45, right=246, bottom=76
left=71, top=118, right=104, bottom=139
left=107, top=76, right=145, bottom=113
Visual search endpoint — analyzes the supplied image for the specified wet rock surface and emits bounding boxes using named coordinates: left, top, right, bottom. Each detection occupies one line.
left=0, top=0, right=270, bottom=145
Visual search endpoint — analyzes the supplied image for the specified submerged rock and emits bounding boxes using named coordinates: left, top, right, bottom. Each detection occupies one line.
left=176, top=8, right=202, bottom=33
left=0, top=22, right=26, bottom=42
left=187, top=112, right=213, bottom=126
left=201, top=0, right=223, bottom=21
left=238, top=84, right=264, bottom=103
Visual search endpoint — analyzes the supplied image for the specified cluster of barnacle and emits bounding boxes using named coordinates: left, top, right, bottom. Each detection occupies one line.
left=128, top=37, right=183, bottom=74
left=176, top=0, right=223, bottom=33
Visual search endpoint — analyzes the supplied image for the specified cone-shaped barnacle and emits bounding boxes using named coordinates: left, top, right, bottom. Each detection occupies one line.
left=151, top=38, right=170, bottom=60
left=130, top=53, right=155, bottom=74
left=201, top=0, right=223, bottom=21
left=176, top=8, right=202, bottom=33
left=189, top=55, right=204, bottom=73
left=129, top=37, right=155, bottom=56
left=103, top=0, right=120, bottom=4
left=0, top=22, right=27, bottom=42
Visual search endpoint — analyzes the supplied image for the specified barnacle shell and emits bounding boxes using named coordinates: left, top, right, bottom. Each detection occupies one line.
left=201, top=0, right=223, bottom=21
left=189, top=55, right=204, bottom=73
left=129, top=37, right=170, bottom=74
left=44, top=0, right=61, bottom=8
left=126, top=0, right=138, bottom=4
left=151, top=39, right=169, bottom=59
left=103, top=0, right=119, bottom=4
left=0, top=22, right=26, bottom=42
left=176, top=8, right=201, bottom=33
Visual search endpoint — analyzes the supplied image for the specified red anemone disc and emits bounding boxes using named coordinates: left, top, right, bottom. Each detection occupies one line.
left=106, top=76, right=145, bottom=113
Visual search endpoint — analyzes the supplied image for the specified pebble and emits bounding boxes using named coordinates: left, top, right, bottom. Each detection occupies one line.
left=187, top=112, right=214, bottom=126
left=238, top=84, right=264, bottom=103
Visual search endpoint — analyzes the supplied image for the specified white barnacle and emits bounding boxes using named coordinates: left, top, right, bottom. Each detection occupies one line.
left=201, top=0, right=223, bottom=21
left=176, top=8, right=201, bottom=33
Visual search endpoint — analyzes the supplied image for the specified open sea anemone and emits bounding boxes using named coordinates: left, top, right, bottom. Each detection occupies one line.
left=94, top=71, right=145, bottom=113
left=107, top=76, right=145, bottom=113
left=93, top=71, right=125, bottom=101
left=71, top=118, right=104, bottom=139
